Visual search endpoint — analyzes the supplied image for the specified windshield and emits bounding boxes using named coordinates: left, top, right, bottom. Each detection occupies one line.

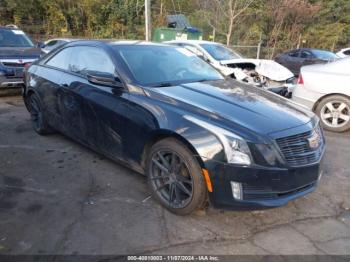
left=0, top=29, right=34, bottom=48
left=114, top=45, right=223, bottom=86
left=312, top=50, right=339, bottom=60
left=200, top=43, right=242, bottom=61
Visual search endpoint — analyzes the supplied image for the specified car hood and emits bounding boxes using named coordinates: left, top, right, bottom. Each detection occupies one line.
left=220, top=58, right=294, bottom=81
left=0, top=47, right=42, bottom=59
left=151, top=79, right=314, bottom=136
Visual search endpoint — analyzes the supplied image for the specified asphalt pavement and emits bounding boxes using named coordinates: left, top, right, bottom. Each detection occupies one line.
left=0, top=96, right=350, bottom=255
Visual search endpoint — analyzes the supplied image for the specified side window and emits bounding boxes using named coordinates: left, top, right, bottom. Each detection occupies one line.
left=45, top=48, right=72, bottom=70
left=68, top=46, right=115, bottom=76
left=288, top=51, right=299, bottom=57
left=301, top=51, right=313, bottom=59
left=344, top=50, right=350, bottom=56
left=46, top=40, right=57, bottom=47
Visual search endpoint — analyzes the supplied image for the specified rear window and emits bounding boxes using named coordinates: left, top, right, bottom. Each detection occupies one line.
left=312, top=50, right=339, bottom=60
left=0, top=28, right=34, bottom=48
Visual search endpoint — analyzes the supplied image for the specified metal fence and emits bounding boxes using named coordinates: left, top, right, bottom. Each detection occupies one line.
left=231, top=44, right=261, bottom=59
left=231, top=44, right=282, bottom=60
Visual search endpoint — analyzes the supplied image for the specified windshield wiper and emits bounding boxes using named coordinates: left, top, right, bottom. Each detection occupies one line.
left=150, top=79, right=216, bottom=87
left=151, top=82, right=174, bottom=87
left=196, top=78, right=212, bottom=82
left=188, top=78, right=219, bottom=84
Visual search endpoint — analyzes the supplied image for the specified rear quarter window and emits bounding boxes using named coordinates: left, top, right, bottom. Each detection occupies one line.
left=45, top=48, right=72, bottom=70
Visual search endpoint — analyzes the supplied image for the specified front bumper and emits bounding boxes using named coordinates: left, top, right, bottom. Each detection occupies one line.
left=0, top=75, right=24, bottom=88
left=205, top=157, right=324, bottom=210
left=0, top=60, right=28, bottom=89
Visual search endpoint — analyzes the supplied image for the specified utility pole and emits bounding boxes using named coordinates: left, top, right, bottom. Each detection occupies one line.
left=257, top=32, right=262, bottom=59
left=297, top=34, right=302, bottom=49
left=145, top=0, right=151, bottom=41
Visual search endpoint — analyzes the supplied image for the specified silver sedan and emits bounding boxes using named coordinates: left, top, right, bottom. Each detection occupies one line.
left=42, top=38, right=80, bottom=54
left=292, top=57, right=350, bottom=132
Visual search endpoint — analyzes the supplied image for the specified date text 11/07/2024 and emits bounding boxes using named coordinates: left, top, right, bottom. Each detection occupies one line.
left=127, top=255, right=220, bottom=261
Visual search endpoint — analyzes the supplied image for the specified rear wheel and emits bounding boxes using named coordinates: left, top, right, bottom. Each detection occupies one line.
left=146, top=138, right=207, bottom=215
left=316, top=95, right=350, bottom=132
left=26, top=93, right=53, bottom=135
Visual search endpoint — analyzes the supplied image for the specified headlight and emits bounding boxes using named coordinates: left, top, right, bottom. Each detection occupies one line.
left=225, top=138, right=251, bottom=165
left=184, top=115, right=252, bottom=165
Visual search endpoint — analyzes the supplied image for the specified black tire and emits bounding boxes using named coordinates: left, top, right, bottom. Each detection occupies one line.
left=146, top=138, right=207, bottom=215
left=25, top=92, right=53, bottom=135
left=315, top=95, right=350, bottom=133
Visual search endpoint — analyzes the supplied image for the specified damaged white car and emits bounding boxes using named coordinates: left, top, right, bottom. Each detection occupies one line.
left=166, top=40, right=296, bottom=97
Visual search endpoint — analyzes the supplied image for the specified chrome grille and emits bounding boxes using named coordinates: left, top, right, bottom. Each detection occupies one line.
left=276, top=126, right=324, bottom=167
left=2, top=62, right=25, bottom=68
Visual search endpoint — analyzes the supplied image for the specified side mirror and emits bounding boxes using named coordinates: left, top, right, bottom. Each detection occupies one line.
left=203, top=56, right=211, bottom=63
left=87, top=72, right=123, bottom=88
left=37, top=42, right=45, bottom=48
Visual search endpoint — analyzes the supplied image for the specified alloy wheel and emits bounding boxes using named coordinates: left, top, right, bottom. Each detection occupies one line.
left=149, top=150, right=194, bottom=209
left=320, top=101, right=350, bottom=128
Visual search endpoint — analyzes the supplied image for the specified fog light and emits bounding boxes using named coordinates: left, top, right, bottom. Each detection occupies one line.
left=318, top=170, right=323, bottom=182
left=230, top=181, right=243, bottom=200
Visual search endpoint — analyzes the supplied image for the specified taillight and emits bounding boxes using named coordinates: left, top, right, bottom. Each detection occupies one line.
left=297, top=74, right=304, bottom=85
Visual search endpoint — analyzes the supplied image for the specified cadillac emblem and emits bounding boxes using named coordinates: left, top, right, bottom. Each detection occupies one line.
left=307, top=131, right=320, bottom=149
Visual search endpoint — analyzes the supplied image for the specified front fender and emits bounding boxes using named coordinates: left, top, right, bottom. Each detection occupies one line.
left=143, top=122, right=226, bottom=171
left=127, top=92, right=226, bottom=169
left=173, top=121, right=226, bottom=164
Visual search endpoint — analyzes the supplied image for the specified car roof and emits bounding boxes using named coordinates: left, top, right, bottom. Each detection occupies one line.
left=109, top=40, right=170, bottom=47
left=65, top=40, right=171, bottom=48
left=0, top=26, right=21, bottom=30
left=45, top=38, right=81, bottom=42
left=166, top=40, right=220, bottom=45
left=289, top=48, right=334, bottom=53
left=301, top=48, right=328, bottom=51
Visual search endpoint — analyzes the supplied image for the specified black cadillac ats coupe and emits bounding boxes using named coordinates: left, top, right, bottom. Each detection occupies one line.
left=23, top=41, right=325, bottom=215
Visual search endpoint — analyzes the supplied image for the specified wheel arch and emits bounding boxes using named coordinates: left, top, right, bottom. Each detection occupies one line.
left=24, top=85, right=46, bottom=108
left=23, top=88, right=37, bottom=110
left=26, top=89, right=35, bottom=97
left=141, top=129, right=206, bottom=170
left=312, top=93, right=350, bottom=112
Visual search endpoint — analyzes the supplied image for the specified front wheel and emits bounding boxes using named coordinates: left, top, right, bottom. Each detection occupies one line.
left=146, top=138, right=207, bottom=215
left=316, top=95, right=350, bottom=132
